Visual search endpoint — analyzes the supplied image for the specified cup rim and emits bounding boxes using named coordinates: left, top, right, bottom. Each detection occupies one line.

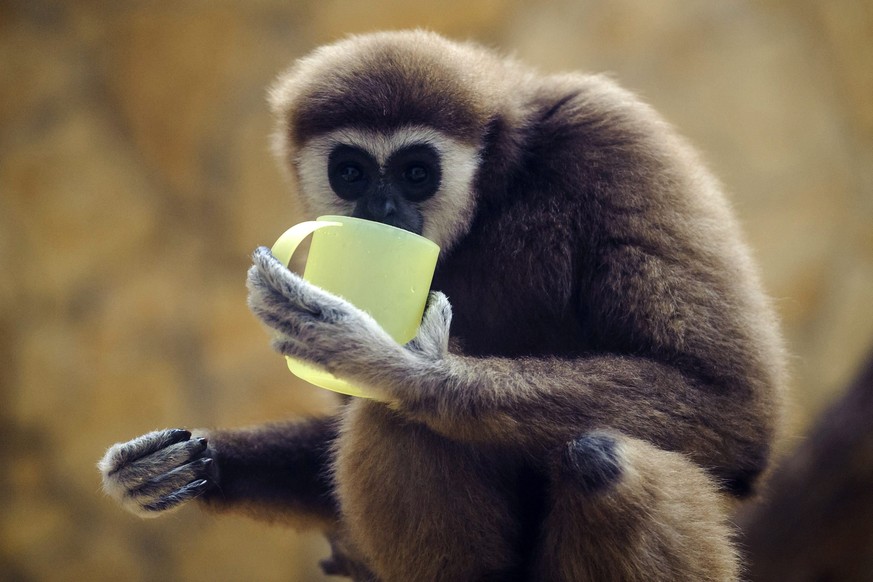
left=316, top=215, right=440, bottom=251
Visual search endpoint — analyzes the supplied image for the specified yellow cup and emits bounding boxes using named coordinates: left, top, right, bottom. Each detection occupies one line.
left=270, top=215, right=441, bottom=399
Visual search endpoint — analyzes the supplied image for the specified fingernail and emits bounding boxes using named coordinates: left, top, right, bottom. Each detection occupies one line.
left=170, top=429, right=191, bottom=441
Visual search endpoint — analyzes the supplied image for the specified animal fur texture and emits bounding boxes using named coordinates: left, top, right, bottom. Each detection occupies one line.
left=99, top=30, right=786, bottom=581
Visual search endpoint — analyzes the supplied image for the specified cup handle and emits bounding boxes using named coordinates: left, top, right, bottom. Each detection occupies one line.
left=270, top=220, right=343, bottom=268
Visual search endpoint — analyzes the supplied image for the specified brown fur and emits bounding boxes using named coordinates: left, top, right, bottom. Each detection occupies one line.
left=534, top=433, right=739, bottom=581
left=100, top=30, right=785, bottom=581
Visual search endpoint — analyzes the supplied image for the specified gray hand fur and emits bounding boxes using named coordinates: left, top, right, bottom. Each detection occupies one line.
left=98, top=428, right=216, bottom=517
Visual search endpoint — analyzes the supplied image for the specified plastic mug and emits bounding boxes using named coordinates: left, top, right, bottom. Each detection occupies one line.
left=270, top=215, right=441, bottom=399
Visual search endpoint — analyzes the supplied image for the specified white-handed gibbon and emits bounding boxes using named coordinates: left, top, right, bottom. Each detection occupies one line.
left=99, top=30, right=786, bottom=581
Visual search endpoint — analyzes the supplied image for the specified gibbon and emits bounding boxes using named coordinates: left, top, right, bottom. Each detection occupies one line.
left=100, top=30, right=785, bottom=581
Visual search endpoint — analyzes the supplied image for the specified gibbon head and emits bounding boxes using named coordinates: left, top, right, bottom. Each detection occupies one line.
left=268, top=30, right=516, bottom=251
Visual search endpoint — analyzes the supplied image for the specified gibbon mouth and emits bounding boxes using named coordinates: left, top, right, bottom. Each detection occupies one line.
left=350, top=211, right=424, bottom=236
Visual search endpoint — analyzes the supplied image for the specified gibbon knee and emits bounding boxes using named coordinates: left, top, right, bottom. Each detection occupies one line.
left=534, top=431, right=740, bottom=582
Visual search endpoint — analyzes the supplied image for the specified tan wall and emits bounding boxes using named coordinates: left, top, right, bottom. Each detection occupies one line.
left=2, top=1, right=871, bottom=580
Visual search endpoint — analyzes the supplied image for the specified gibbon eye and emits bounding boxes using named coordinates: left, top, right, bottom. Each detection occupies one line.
left=339, top=164, right=363, bottom=183
left=328, top=145, right=376, bottom=201
left=404, top=164, right=429, bottom=184
left=387, top=144, right=442, bottom=202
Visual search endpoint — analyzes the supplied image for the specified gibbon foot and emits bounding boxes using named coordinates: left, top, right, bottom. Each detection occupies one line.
left=560, top=432, right=623, bottom=494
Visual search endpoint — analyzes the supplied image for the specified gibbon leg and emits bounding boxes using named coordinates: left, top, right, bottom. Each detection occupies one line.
left=532, top=431, right=739, bottom=582
left=333, top=401, right=523, bottom=582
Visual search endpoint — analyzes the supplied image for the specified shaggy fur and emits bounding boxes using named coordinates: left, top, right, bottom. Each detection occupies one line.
left=99, top=30, right=785, bottom=581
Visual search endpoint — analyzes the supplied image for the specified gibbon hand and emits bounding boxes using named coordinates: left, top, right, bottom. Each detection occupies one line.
left=246, top=245, right=453, bottom=403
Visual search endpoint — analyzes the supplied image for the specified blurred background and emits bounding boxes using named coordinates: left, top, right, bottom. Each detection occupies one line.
left=1, top=0, right=871, bottom=580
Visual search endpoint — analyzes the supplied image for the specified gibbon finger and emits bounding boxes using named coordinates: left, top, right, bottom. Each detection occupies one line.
left=141, top=479, right=211, bottom=513
left=129, top=457, right=215, bottom=501
left=100, top=428, right=192, bottom=476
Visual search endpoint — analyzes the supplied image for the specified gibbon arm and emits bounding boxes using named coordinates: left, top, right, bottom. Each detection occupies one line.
left=199, top=416, right=340, bottom=527
left=99, top=415, right=340, bottom=526
left=247, top=246, right=778, bottom=496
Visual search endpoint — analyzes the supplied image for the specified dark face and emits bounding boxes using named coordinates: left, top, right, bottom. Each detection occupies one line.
left=327, top=143, right=442, bottom=234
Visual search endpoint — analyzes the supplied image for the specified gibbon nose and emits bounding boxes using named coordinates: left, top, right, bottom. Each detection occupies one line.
left=352, top=183, right=421, bottom=233
left=365, top=194, right=397, bottom=220
left=359, top=182, right=402, bottom=222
